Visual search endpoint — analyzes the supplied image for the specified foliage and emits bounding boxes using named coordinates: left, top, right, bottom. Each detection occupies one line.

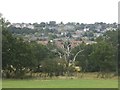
left=72, top=30, right=117, bottom=73
left=7, top=26, right=36, bottom=34
left=40, top=59, right=67, bottom=77
left=1, top=15, right=118, bottom=78
left=2, top=26, right=56, bottom=78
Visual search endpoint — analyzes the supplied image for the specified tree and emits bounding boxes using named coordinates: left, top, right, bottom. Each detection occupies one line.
left=97, top=30, right=118, bottom=74
left=2, top=29, right=35, bottom=75
left=49, top=21, right=56, bottom=27
left=40, top=22, right=46, bottom=27
left=40, top=59, right=67, bottom=77
left=72, top=43, right=93, bottom=72
left=118, top=29, right=120, bottom=76
left=90, top=41, right=116, bottom=77
left=2, top=17, right=35, bottom=78
left=30, top=42, right=49, bottom=65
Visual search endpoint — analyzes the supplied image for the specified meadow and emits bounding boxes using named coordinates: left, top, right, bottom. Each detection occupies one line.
left=2, top=79, right=118, bottom=88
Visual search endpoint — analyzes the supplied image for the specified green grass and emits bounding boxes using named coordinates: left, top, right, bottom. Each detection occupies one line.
left=2, top=79, right=118, bottom=88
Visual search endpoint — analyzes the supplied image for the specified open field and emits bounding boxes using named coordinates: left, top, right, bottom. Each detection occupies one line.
left=2, top=79, right=118, bottom=88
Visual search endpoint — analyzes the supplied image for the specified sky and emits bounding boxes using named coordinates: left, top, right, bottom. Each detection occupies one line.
left=0, top=0, right=119, bottom=24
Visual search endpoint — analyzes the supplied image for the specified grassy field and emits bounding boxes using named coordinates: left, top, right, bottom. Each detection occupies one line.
left=2, top=79, right=118, bottom=88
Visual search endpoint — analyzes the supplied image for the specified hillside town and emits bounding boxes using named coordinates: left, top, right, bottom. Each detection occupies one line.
left=1, top=0, right=119, bottom=88
left=8, top=21, right=117, bottom=48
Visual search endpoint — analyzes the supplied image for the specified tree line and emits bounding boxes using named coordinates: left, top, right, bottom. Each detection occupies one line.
left=1, top=16, right=119, bottom=79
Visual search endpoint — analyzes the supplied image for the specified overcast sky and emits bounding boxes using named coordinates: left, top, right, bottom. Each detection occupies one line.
left=0, top=0, right=119, bottom=23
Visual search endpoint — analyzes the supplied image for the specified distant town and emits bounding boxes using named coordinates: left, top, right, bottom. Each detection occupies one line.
left=8, top=21, right=117, bottom=48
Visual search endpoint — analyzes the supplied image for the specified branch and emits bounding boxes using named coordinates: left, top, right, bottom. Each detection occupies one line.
left=72, top=50, right=84, bottom=62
